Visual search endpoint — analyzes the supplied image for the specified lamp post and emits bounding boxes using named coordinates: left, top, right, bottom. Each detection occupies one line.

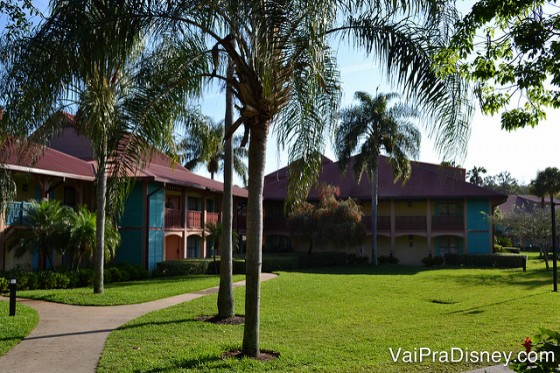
left=552, top=200, right=558, bottom=292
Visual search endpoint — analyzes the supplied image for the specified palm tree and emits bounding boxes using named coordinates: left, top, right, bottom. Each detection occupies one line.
left=179, top=116, right=248, bottom=185
left=467, top=166, right=487, bottom=186
left=335, top=91, right=420, bottom=265
left=132, top=0, right=471, bottom=357
left=1, top=0, right=205, bottom=293
left=8, top=199, right=72, bottom=270
left=531, top=167, right=560, bottom=291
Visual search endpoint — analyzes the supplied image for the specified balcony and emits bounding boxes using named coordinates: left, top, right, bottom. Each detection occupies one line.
left=395, top=216, right=427, bottom=231
left=264, top=216, right=287, bottom=231
left=206, top=212, right=220, bottom=225
left=432, top=215, right=464, bottom=231
left=5, top=201, right=32, bottom=226
left=164, top=208, right=182, bottom=229
left=187, top=210, right=203, bottom=229
left=361, top=216, right=390, bottom=231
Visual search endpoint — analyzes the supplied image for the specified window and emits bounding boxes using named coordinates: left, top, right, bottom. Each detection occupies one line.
left=408, top=234, right=414, bottom=248
left=440, top=236, right=459, bottom=255
left=188, top=197, right=200, bottom=211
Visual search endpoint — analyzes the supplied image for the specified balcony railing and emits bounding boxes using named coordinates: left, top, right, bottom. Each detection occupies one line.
left=361, top=216, right=390, bottom=231
left=264, top=216, right=287, bottom=231
left=395, top=216, right=427, bottom=231
left=5, top=201, right=32, bottom=226
left=187, top=210, right=203, bottom=229
left=432, top=215, right=464, bottom=231
left=206, top=212, right=220, bottom=225
left=164, top=208, right=182, bottom=228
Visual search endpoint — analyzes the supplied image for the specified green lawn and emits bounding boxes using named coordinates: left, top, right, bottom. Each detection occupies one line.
left=0, top=300, right=39, bottom=356
left=98, top=253, right=560, bottom=372
left=17, top=275, right=245, bottom=306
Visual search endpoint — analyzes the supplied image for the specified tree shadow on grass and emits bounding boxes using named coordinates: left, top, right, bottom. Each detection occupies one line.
left=136, top=354, right=233, bottom=373
left=430, top=268, right=554, bottom=290
left=445, top=292, right=545, bottom=316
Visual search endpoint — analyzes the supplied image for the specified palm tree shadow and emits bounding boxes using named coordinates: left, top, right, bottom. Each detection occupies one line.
left=136, top=355, right=231, bottom=373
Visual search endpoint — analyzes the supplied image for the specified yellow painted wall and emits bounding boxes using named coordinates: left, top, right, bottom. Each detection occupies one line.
left=361, top=200, right=391, bottom=215
left=394, top=235, right=429, bottom=266
left=395, top=200, right=427, bottom=216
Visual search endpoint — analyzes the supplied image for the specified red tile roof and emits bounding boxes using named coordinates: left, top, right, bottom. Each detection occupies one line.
left=2, top=142, right=96, bottom=181
left=499, top=195, right=560, bottom=214
left=264, top=155, right=507, bottom=206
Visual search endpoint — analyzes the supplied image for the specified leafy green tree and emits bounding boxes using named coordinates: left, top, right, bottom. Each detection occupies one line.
left=1, top=0, right=205, bottom=293
left=8, top=199, right=72, bottom=270
left=130, top=0, right=471, bottom=357
left=335, top=91, right=420, bottom=265
left=438, top=0, right=560, bottom=130
left=467, top=166, right=487, bottom=186
left=287, top=201, right=317, bottom=254
left=179, top=116, right=248, bottom=185
left=313, top=184, right=366, bottom=253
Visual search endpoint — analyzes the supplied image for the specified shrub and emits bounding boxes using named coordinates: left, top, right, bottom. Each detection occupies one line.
left=421, top=256, right=444, bottom=267
left=444, top=254, right=527, bottom=271
left=0, top=277, right=8, bottom=293
left=496, top=236, right=513, bottom=247
left=117, top=264, right=149, bottom=281
left=298, top=252, right=347, bottom=269
left=39, top=271, right=70, bottom=289
left=155, top=260, right=209, bottom=277
left=76, top=268, right=94, bottom=287
left=493, top=244, right=504, bottom=253
left=510, top=328, right=560, bottom=372
left=378, top=255, right=399, bottom=264
left=502, top=247, right=521, bottom=254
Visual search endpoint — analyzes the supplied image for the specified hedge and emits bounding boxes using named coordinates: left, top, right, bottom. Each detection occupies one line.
left=155, top=252, right=349, bottom=277
left=444, top=253, right=527, bottom=271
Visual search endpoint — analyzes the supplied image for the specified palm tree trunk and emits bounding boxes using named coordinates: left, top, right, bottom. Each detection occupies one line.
left=94, top=157, right=107, bottom=294
left=371, top=162, right=379, bottom=265
left=217, top=62, right=235, bottom=319
left=551, top=194, right=558, bottom=292
left=242, top=122, right=268, bottom=358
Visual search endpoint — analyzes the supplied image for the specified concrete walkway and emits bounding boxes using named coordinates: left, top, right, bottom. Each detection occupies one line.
left=0, top=273, right=278, bottom=373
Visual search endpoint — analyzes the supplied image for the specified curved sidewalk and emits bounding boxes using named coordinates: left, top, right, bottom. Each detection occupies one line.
left=0, top=273, right=278, bottom=373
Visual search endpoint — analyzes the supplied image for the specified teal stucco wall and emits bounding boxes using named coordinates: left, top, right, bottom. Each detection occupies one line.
left=116, top=182, right=145, bottom=266
left=466, top=199, right=492, bottom=254
left=147, top=182, right=164, bottom=271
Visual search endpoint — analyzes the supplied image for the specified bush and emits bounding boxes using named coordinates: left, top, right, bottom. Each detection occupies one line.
left=298, top=252, right=347, bottom=269
left=262, top=254, right=300, bottom=272
left=421, top=256, right=444, bottom=267
left=493, top=244, right=504, bottom=253
left=444, top=254, right=527, bottom=271
left=496, top=236, right=513, bottom=247
left=377, top=255, right=399, bottom=264
left=155, top=260, right=209, bottom=277
left=510, top=328, right=560, bottom=372
left=0, top=277, right=8, bottom=293
left=39, top=271, right=70, bottom=289
left=502, top=247, right=521, bottom=254
left=76, top=268, right=94, bottom=287
left=117, top=264, right=149, bottom=281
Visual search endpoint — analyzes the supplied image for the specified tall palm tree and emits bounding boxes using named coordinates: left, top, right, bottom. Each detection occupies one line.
left=1, top=0, right=205, bottom=293
left=335, top=91, right=420, bottom=265
left=133, top=0, right=471, bottom=357
left=179, top=116, right=248, bottom=185
left=531, top=167, right=560, bottom=291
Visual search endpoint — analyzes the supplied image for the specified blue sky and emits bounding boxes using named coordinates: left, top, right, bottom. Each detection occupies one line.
left=13, top=1, right=560, bottom=185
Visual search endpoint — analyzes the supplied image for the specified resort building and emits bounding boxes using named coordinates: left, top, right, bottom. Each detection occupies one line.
left=256, top=156, right=507, bottom=265
left=0, top=116, right=247, bottom=271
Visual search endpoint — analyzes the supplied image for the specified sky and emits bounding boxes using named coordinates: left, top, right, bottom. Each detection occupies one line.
left=11, top=0, right=560, bottom=186
left=196, top=0, right=560, bottom=186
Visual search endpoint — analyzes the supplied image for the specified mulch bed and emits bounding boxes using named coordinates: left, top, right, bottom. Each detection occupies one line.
left=195, top=315, right=245, bottom=325
left=222, top=349, right=280, bottom=361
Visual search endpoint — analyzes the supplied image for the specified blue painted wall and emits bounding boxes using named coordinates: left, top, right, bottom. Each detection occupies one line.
left=147, top=182, right=164, bottom=271
left=466, top=199, right=492, bottom=254
left=116, top=183, right=145, bottom=266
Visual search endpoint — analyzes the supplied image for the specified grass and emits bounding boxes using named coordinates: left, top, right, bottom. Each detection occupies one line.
left=16, top=275, right=245, bottom=306
left=97, top=252, right=560, bottom=372
left=0, top=300, right=39, bottom=356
